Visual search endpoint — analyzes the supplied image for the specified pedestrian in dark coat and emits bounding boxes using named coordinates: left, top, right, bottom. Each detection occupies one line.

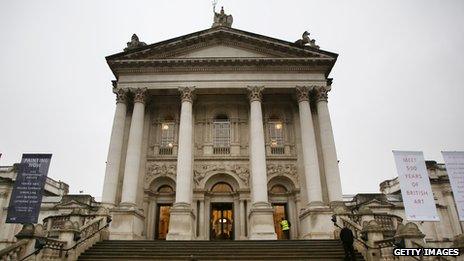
left=340, top=227, right=356, bottom=260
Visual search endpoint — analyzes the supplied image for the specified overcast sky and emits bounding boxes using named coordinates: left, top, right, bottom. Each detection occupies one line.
left=1, top=0, right=463, bottom=199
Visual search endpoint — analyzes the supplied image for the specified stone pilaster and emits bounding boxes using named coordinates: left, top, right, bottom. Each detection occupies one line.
left=316, top=85, right=343, bottom=204
left=102, top=88, right=128, bottom=207
left=167, top=86, right=196, bottom=240
left=247, top=86, right=277, bottom=240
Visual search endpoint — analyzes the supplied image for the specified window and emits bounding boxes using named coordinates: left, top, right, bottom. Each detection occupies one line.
left=213, top=114, right=230, bottom=154
left=159, top=122, right=175, bottom=155
left=268, top=120, right=284, bottom=155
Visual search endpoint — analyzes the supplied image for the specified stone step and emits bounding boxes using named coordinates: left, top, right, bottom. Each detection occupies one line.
left=78, top=240, right=365, bottom=260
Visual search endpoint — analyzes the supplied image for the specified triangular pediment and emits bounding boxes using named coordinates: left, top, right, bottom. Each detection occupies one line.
left=107, top=27, right=338, bottom=61
left=54, top=199, right=89, bottom=209
left=173, top=44, right=268, bottom=58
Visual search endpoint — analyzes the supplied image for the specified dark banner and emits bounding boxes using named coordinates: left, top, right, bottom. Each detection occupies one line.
left=6, top=154, right=52, bottom=224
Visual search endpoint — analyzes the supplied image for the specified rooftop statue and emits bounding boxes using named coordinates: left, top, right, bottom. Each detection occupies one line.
left=124, top=34, right=147, bottom=51
left=212, top=6, right=233, bottom=28
left=294, top=31, right=320, bottom=49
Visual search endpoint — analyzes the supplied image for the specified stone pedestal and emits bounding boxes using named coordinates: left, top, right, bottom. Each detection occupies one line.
left=248, top=202, right=277, bottom=240
left=299, top=206, right=334, bottom=239
left=166, top=203, right=195, bottom=240
left=109, top=207, right=145, bottom=240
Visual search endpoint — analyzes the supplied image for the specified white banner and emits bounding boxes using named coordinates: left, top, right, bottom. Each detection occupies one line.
left=393, top=151, right=439, bottom=221
left=442, top=151, right=464, bottom=221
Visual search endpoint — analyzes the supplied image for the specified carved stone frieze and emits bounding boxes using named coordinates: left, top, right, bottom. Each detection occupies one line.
left=193, top=163, right=249, bottom=186
left=145, top=162, right=177, bottom=186
left=266, top=163, right=298, bottom=183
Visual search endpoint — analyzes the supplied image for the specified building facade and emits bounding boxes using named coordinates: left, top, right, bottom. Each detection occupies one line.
left=102, top=10, right=344, bottom=240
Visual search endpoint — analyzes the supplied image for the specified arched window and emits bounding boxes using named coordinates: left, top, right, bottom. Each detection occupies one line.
left=211, top=182, right=233, bottom=193
left=270, top=184, right=288, bottom=194
left=268, top=115, right=285, bottom=154
left=157, top=185, right=174, bottom=193
left=159, top=116, right=175, bottom=155
left=213, top=114, right=230, bottom=154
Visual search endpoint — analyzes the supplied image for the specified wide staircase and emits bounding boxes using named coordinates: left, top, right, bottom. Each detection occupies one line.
left=78, top=240, right=365, bottom=260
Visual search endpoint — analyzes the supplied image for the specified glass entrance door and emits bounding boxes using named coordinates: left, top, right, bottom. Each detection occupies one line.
left=272, top=204, right=288, bottom=240
left=210, top=203, right=234, bottom=240
left=155, top=204, right=171, bottom=240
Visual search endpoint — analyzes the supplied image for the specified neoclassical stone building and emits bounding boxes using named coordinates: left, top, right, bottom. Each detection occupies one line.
left=102, top=10, right=343, bottom=240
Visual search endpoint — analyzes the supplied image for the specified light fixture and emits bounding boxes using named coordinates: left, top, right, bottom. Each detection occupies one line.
left=271, top=140, right=278, bottom=147
left=162, top=124, right=169, bottom=130
left=168, top=142, right=173, bottom=148
left=275, top=123, right=282, bottom=130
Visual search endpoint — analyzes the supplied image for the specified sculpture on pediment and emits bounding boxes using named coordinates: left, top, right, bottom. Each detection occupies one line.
left=194, top=163, right=249, bottom=186
left=212, top=6, right=233, bottom=28
left=294, top=31, right=320, bottom=49
left=124, top=34, right=147, bottom=51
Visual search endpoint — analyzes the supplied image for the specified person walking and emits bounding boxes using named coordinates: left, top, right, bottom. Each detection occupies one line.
left=279, top=218, right=291, bottom=240
left=339, top=226, right=356, bottom=260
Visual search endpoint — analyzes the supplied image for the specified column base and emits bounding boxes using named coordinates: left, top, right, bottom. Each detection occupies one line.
left=109, top=206, right=145, bottom=240
left=166, top=202, right=195, bottom=240
left=299, top=205, right=335, bottom=239
left=248, top=202, right=277, bottom=240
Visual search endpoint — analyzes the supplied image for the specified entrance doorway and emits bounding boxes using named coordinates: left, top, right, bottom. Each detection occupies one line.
left=210, top=203, right=234, bottom=240
left=272, top=203, right=288, bottom=240
left=155, top=204, right=171, bottom=240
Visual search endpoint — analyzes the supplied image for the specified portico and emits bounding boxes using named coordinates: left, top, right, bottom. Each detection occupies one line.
left=101, top=8, right=343, bottom=240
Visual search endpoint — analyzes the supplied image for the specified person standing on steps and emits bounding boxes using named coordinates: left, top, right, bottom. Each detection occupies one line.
left=339, top=226, right=356, bottom=261
left=279, top=218, right=291, bottom=240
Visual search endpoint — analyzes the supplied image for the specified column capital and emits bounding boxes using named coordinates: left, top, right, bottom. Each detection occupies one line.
left=113, top=88, right=128, bottom=104
left=132, top=88, right=148, bottom=104
left=315, top=86, right=331, bottom=102
left=179, top=86, right=195, bottom=103
left=247, top=86, right=264, bottom=102
left=295, top=86, right=314, bottom=102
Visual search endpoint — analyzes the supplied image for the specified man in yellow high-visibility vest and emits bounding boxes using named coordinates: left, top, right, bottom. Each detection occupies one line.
left=279, top=218, right=291, bottom=239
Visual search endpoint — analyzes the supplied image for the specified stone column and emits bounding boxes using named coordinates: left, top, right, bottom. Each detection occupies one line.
left=296, top=86, right=334, bottom=239
left=316, top=85, right=343, bottom=204
left=102, top=88, right=127, bottom=207
left=295, top=86, right=324, bottom=207
left=120, top=88, right=147, bottom=206
left=247, top=86, right=277, bottom=240
left=109, top=88, right=146, bottom=240
left=167, top=86, right=196, bottom=240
